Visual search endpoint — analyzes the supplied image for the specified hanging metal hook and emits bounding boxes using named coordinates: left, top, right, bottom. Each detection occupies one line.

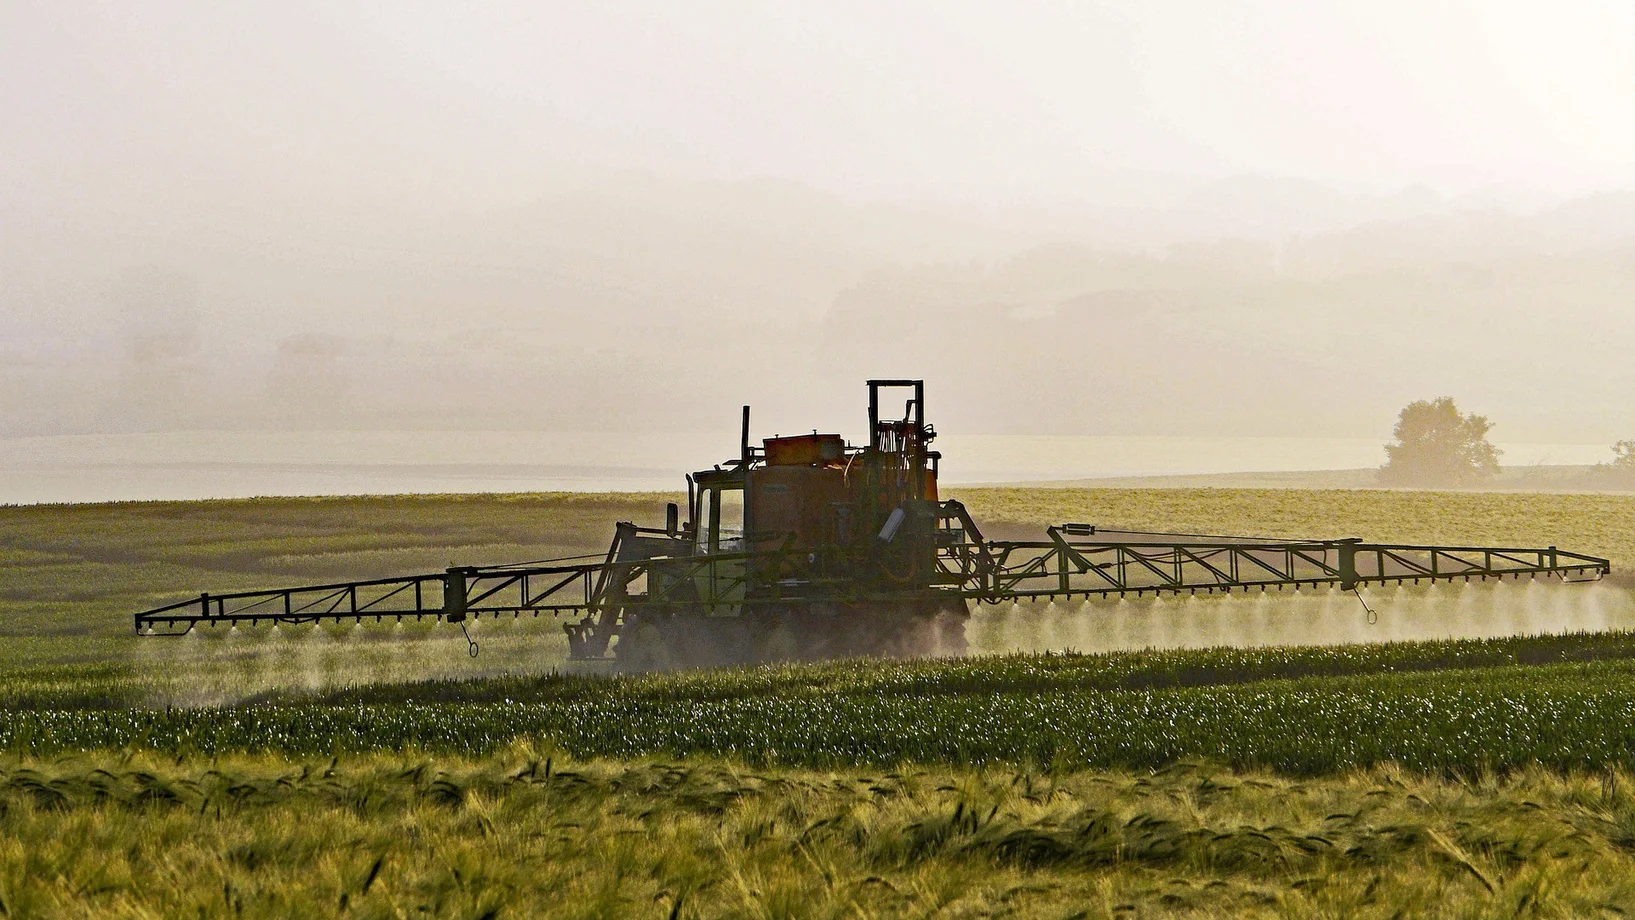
left=1352, top=587, right=1378, bottom=625
left=459, top=620, right=479, bottom=657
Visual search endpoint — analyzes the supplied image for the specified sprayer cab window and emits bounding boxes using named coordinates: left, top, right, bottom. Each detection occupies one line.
left=718, top=489, right=745, bottom=551
left=694, top=486, right=746, bottom=554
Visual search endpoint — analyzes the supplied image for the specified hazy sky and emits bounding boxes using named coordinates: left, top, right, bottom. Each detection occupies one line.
left=7, top=0, right=1635, bottom=213
left=7, top=1, right=1635, bottom=452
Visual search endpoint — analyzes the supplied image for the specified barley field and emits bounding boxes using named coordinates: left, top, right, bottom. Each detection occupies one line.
left=4, top=750, right=1635, bottom=918
left=5, top=488, right=1635, bottom=917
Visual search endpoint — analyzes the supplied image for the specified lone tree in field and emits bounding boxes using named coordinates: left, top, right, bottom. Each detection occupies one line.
left=1611, top=440, right=1635, bottom=468
left=1379, top=397, right=1501, bottom=486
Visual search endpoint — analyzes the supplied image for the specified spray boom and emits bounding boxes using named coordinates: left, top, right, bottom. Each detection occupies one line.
left=129, top=380, right=1613, bottom=670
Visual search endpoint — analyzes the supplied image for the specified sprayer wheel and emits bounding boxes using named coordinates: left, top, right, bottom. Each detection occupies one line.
left=931, top=606, right=970, bottom=657
left=614, top=620, right=673, bottom=673
left=755, top=620, right=801, bottom=664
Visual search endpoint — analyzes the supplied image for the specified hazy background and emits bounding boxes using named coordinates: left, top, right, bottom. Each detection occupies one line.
left=5, top=1, right=1635, bottom=498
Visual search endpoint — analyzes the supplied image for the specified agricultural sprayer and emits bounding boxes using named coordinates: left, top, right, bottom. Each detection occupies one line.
left=134, top=380, right=1611, bottom=669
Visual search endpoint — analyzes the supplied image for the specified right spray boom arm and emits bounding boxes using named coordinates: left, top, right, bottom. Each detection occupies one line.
left=942, top=522, right=1610, bottom=603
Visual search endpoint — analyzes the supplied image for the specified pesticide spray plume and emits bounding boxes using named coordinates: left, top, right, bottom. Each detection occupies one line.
left=136, top=613, right=575, bottom=708
left=966, top=577, right=1635, bottom=657
left=135, top=572, right=1632, bottom=702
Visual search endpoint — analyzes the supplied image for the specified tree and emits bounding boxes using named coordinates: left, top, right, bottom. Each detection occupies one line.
left=1379, top=397, right=1501, bottom=486
left=1611, top=440, right=1635, bottom=468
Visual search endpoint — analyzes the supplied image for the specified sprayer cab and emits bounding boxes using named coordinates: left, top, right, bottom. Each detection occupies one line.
left=685, top=380, right=944, bottom=591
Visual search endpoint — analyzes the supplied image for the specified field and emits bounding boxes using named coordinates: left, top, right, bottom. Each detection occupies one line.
left=6, top=488, right=1635, bottom=916
left=8, top=751, right=1635, bottom=918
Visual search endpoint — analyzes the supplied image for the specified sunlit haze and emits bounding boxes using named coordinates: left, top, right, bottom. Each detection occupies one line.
left=5, top=1, right=1635, bottom=499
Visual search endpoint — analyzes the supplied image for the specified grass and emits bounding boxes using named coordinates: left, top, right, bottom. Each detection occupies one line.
left=2, top=486, right=1631, bottom=675
left=4, top=749, right=1635, bottom=918
left=958, top=487, right=1635, bottom=577
left=4, top=636, right=1635, bottom=776
left=295, top=629, right=1635, bottom=706
left=0, top=491, right=669, bottom=640
left=6, top=487, right=1633, bottom=637
left=1020, top=462, right=1635, bottom=492
left=0, top=488, right=1633, bottom=776
left=0, top=492, right=666, bottom=677
left=6, top=488, right=1635, bottom=915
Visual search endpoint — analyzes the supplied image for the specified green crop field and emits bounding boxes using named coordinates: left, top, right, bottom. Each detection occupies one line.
left=6, top=488, right=1635, bottom=916
left=7, top=750, right=1635, bottom=918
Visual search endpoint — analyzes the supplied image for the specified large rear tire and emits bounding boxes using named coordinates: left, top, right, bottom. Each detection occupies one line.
left=615, top=596, right=972, bottom=670
left=613, top=619, right=673, bottom=673
left=755, top=620, right=801, bottom=663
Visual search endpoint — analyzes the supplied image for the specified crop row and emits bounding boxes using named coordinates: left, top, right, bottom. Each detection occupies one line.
left=3, top=657, right=1635, bottom=774
left=8, top=627, right=1635, bottom=715
left=304, top=629, right=1635, bottom=707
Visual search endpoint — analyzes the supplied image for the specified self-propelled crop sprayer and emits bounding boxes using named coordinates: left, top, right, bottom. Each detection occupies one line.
left=134, top=380, right=1611, bottom=669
